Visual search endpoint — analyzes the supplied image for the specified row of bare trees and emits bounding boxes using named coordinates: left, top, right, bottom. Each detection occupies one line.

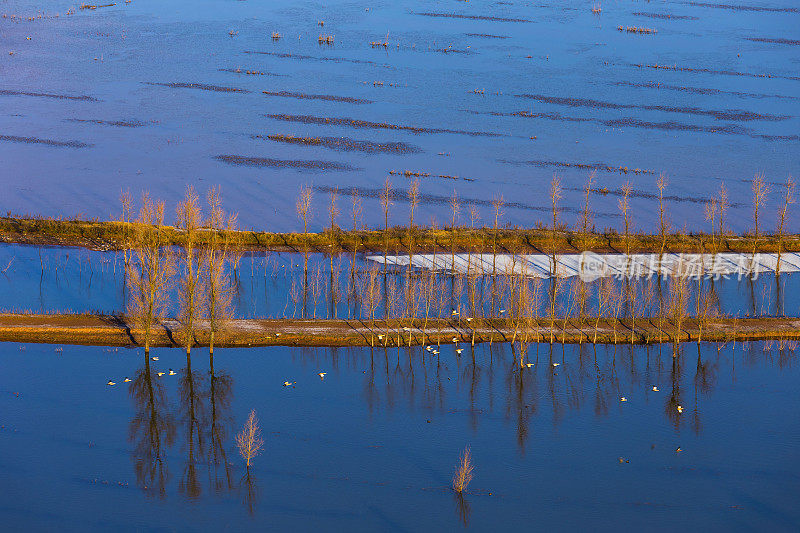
left=123, top=187, right=238, bottom=356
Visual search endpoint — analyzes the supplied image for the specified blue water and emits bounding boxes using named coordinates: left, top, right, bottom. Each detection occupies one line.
left=1, top=340, right=798, bottom=530
left=1, top=0, right=798, bottom=232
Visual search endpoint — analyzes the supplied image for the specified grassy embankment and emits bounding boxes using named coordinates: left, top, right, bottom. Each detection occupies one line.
left=1, top=215, right=800, bottom=254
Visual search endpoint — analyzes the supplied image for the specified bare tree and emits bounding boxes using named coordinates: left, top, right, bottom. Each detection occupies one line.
left=452, top=446, right=475, bottom=493
left=491, top=195, right=504, bottom=316
left=380, top=178, right=392, bottom=276
left=297, top=184, right=313, bottom=286
left=205, top=187, right=237, bottom=357
left=120, top=189, right=133, bottom=268
left=235, top=409, right=264, bottom=468
left=619, top=182, right=632, bottom=256
left=776, top=176, right=795, bottom=277
left=751, top=174, right=770, bottom=256
left=450, top=190, right=460, bottom=275
left=176, top=186, right=204, bottom=356
left=656, top=174, right=668, bottom=256
left=127, top=193, right=174, bottom=356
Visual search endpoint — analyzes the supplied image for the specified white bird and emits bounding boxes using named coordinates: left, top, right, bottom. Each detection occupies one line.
left=677, top=405, right=683, bottom=413
left=552, top=362, right=560, bottom=367
left=451, top=310, right=459, bottom=316
left=168, top=369, right=176, bottom=376
left=275, top=333, right=282, bottom=337
left=151, top=356, right=159, bottom=361
left=283, top=381, right=295, bottom=387
left=403, top=327, right=410, bottom=332
left=526, top=363, right=534, bottom=367
left=432, top=350, right=439, bottom=355
left=500, top=309, right=506, bottom=314
left=318, top=372, right=326, bottom=379
left=107, top=380, right=116, bottom=386
left=157, top=372, right=165, bottom=377
left=451, top=337, right=458, bottom=343
left=123, top=377, right=131, bottom=383
left=456, top=348, right=463, bottom=355
left=620, top=397, right=628, bottom=402
left=378, top=334, right=384, bottom=339
left=465, top=317, right=473, bottom=322
left=652, top=386, right=659, bottom=392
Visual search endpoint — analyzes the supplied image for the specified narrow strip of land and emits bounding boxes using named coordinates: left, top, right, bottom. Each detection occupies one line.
left=0, top=314, right=797, bottom=348
left=1, top=216, right=799, bottom=255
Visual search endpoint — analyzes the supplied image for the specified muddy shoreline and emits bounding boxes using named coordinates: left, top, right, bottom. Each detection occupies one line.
left=1, top=314, right=798, bottom=348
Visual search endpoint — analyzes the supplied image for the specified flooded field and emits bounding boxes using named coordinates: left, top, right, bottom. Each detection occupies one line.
left=2, top=0, right=799, bottom=232
left=2, top=0, right=799, bottom=529
left=2, top=340, right=799, bottom=530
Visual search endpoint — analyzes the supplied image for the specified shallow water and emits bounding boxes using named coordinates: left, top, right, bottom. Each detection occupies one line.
left=1, top=244, right=798, bottom=319
left=2, top=0, right=799, bottom=232
left=1, top=340, right=799, bottom=530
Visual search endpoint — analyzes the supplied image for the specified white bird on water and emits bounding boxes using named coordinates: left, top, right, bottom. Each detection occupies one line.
left=169, top=369, right=176, bottom=376
left=620, top=397, right=628, bottom=402
left=124, top=377, right=131, bottom=383
left=426, top=346, right=432, bottom=352
left=451, top=337, right=458, bottom=343
left=552, top=362, right=560, bottom=367
left=318, top=372, right=326, bottom=379
left=151, top=356, right=159, bottom=361
left=283, top=381, right=295, bottom=387
left=157, top=371, right=165, bottom=377
left=107, top=380, right=116, bottom=386
left=652, top=386, right=659, bottom=392
left=677, top=405, right=684, bottom=413
left=456, top=348, right=463, bottom=355
left=451, top=310, right=459, bottom=316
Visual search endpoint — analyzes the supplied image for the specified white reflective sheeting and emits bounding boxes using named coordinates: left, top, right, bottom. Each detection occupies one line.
left=366, top=253, right=800, bottom=280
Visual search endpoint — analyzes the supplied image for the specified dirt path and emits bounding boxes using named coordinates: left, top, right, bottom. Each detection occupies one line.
left=0, top=314, right=798, bottom=348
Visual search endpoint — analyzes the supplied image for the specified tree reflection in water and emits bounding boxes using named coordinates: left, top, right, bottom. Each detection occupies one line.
left=178, top=352, right=205, bottom=500
left=129, top=354, right=176, bottom=498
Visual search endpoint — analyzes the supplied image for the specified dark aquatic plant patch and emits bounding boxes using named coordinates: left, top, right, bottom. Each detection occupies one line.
left=631, top=12, right=699, bottom=20
left=315, top=185, right=617, bottom=217
left=265, top=113, right=506, bottom=137
left=214, top=154, right=359, bottom=171
left=0, top=89, right=99, bottom=101
left=516, top=93, right=790, bottom=121
left=243, top=50, right=382, bottom=67
left=66, top=118, right=150, bottom=128
left=218, top=68, right=285, bottom=76
left=629, top=62, right=800, bottom=82
left=612, top=81, right=800, bottom=101
left=464, top=33, right=510, bottom=39
left=144, top=82, right=250, bottom=93
left=688, top=1, right=800, bottom=13
left=388, top=169, right=475, bottom=182
left=487, top=110, right=796, bottom=141
left=617, top=26, right=658, bottom=34
left=255, top=134, right=421, bottom=154
left=500, top=158, right=655, bottom=176
left=262, top=91, right=372, bottom=104
left=414, top=12, right=532, bottom=23
left=746, top=37, right=800, bottom=46
left=0, top=134, right=92, bottom=148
